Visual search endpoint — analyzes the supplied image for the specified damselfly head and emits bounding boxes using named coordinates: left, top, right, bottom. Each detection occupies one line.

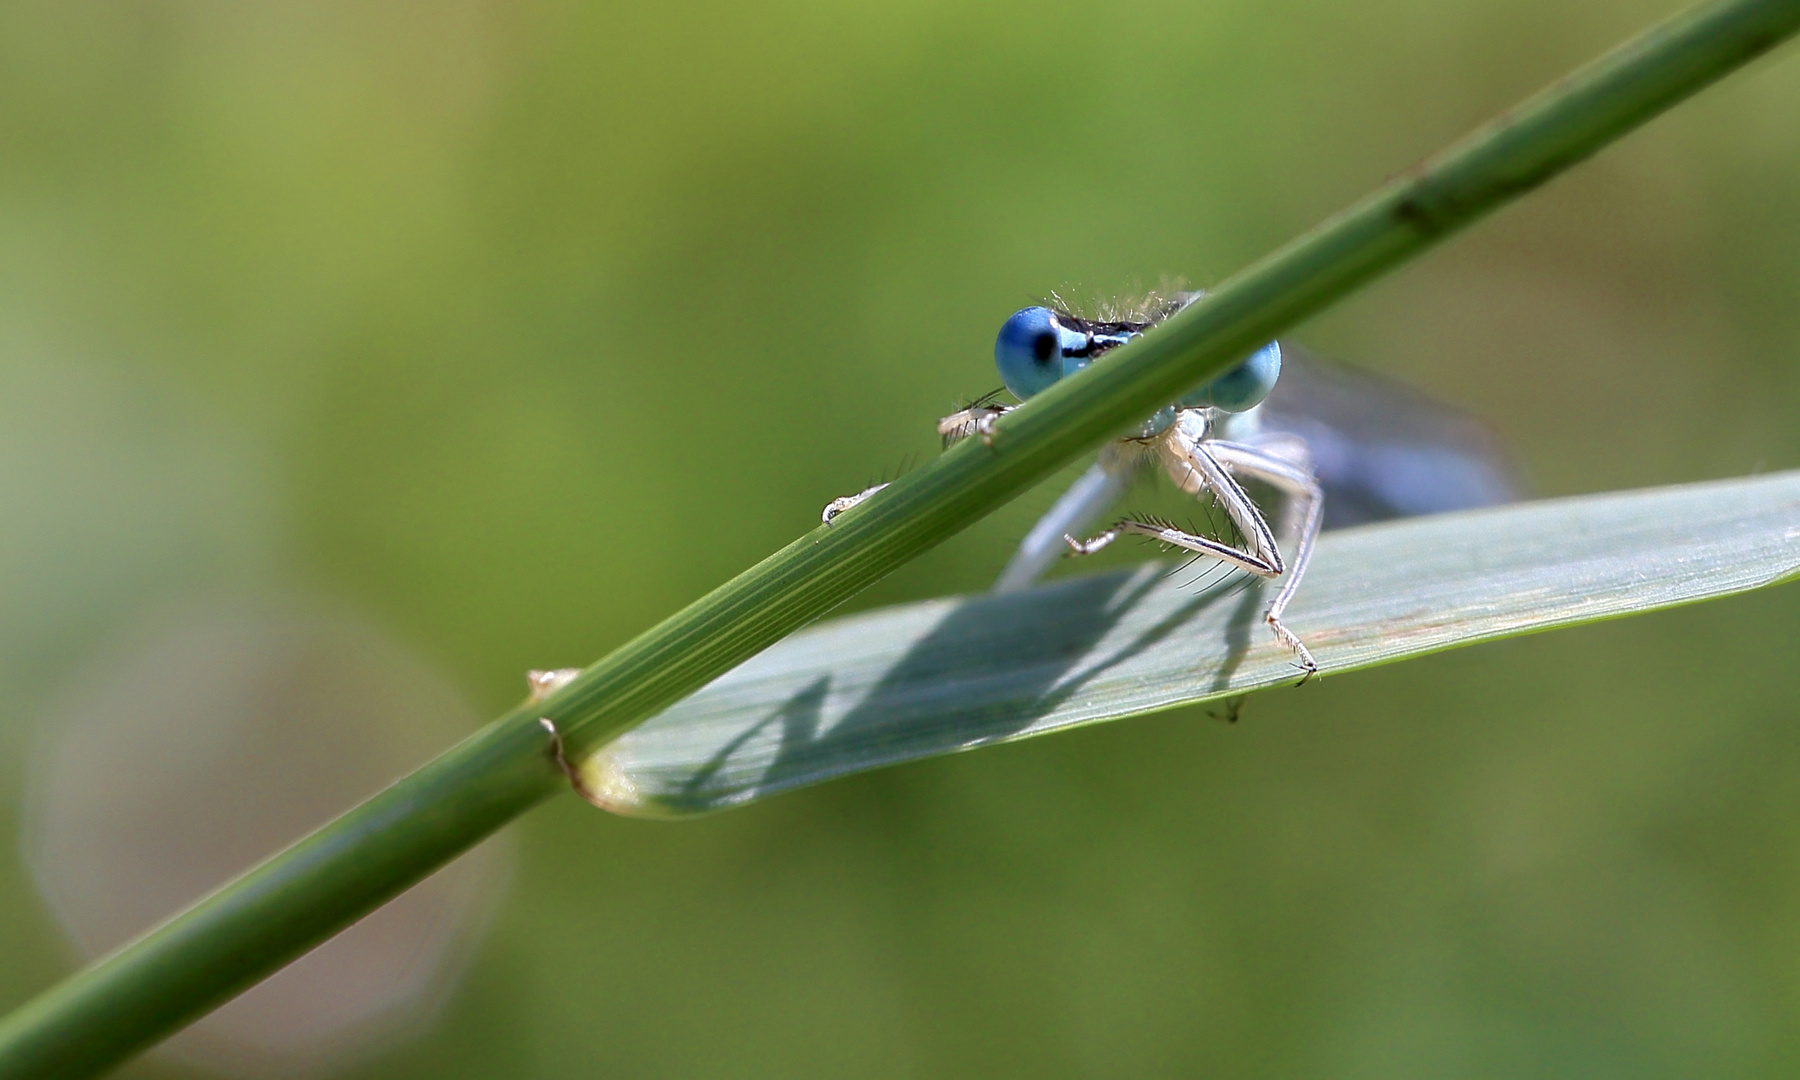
left=993, top=306, right=1069, bottom=400
left=994, top=299, right=1176, bottom=400
left=993, top=284, right=1277, bottom=411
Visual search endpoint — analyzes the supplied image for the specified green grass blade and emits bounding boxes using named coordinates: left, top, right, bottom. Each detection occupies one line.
left=588, top=473, right=1800, bottom=818
left=1, top=1, right=1797, bottom=1076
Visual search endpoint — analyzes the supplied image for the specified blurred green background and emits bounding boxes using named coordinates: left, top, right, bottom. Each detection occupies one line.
left=3, top=0, right=1800, bottom=1075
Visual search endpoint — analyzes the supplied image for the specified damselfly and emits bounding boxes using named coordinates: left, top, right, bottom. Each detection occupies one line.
left=825, top=290, right=1520, bottom=678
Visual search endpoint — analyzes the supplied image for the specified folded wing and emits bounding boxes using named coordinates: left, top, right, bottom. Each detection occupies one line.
left=1258, top=345, right=1524, bottom=528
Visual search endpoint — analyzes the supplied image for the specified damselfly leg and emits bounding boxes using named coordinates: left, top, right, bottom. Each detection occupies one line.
left=1061, top=409, right=1323, bottom=677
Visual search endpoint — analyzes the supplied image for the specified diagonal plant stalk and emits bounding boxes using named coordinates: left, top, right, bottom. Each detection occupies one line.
left=3, top=0, right=1798, bottom=1076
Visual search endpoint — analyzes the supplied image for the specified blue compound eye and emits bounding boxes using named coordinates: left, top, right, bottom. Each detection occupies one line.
left=994, top=307, right=1067, bottom=400
left=1184, top=341, right=1281, bottom=413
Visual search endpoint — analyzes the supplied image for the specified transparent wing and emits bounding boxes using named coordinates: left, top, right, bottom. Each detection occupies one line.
left=1256, top=344, right=1524, bottom=529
